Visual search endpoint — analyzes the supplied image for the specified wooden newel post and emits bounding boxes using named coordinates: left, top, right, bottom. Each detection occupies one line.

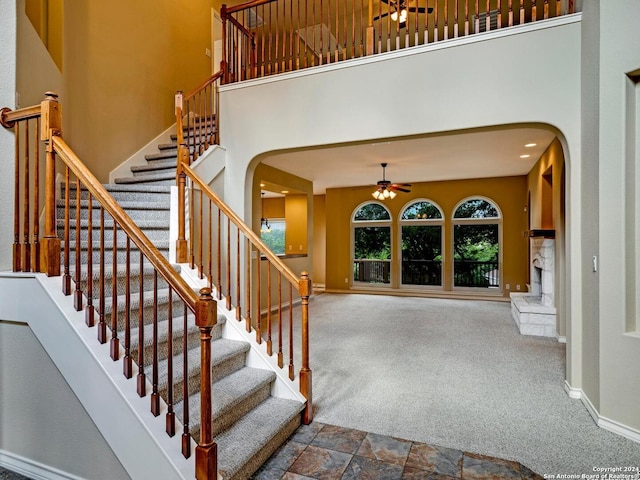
left=175, top=91, right=188, bottom=263
left=195, top=287, right=218, bottom=480
left=40, top=92, right=61, bottom=277
left=298, top=271, right=313, bottom=424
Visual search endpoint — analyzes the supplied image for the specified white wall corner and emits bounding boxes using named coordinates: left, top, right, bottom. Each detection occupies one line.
left=109, top=124, right=176, bottom=183
left=564, top=380, right=582, bottom=399
left=191, top=145, right=226, bottom=186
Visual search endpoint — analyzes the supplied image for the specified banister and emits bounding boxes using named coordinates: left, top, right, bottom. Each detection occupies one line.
left=183, top=163, right=300, bottom=287
left=182, top=71, right=224, bottom=103
left=224, top=0, right=277, bottom=15
left=51, top=135, right=199, bottom=310
left=0, top=105, right=42, bottom=128
left=226, top=15, right=253, bottom=38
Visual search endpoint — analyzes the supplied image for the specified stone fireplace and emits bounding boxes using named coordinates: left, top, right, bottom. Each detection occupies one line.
left=510, top=236, right=557, bottom=337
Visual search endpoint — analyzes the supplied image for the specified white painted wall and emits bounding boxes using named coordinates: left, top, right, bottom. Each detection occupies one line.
left=0, top=1, right=17, bottom=272
left=594, top=0, right=640, bottom=434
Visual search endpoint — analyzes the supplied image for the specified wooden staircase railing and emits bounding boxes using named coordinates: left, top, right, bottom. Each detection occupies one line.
left=182, top=162, right=313, bottom=424
left=174, top=71, right=313, bottom=425
left=221, top=0, right=576, bottom=84
left=2, top=93, right=217, bottom=480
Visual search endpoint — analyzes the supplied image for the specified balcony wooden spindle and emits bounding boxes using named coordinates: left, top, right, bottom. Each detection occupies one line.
left=246, top=239, right=252, bottom=333
left=13, top=121, right=21, bottom=272
left=137, top=254, right=146, bottom=397
left=110, top=222, right=119, bottom=361
left=256, top=248, right=262, bottom=344
left=236, top=227, right=241, bottom=320
left=22, top=121, right=31, bottom=272
left=166, top=289, right=175, bottom=437
left=123, top=237, right=133, bottom=379
left=86, top=192, right=95, bottom=327
left=151, top=271, right=160, bottom=416
left=182, top=301, right=191, bottom=459
left=266, top=263, right=273, bottom=356
left=62, top=167, right=71, bottom=294
left=277, top=271, right=283, bottom=368
left=226, top=217, right=232, bottom=310
left=98, top=207, right=107, bottom=344
left=288, top=283, right=294, bottom=380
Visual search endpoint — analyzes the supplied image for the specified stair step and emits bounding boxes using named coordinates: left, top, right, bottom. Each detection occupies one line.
left=215, top=396, right=304, bottom=480
left=114, top=171, right=176, bottom=186
left=131, top=160, right=177, bottom=175
left=57, top=198, right=169, bottom=214
left=176, top=366, right=276, bottom=440
left=144, top=150, right=177, bottom=161
left=62, top=239, right=170, bottom=266
left=65, top=184, right=172, bottom=203
left=157, top=143, right=178, bottom=151
left=157, top=338, right=250, bottom=404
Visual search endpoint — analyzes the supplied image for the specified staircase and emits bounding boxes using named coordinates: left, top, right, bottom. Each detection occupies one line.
left=58, top=132, right=305, bottom=479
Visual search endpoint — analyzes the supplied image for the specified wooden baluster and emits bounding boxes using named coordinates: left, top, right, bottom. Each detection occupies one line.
left=464, top=0, right=469, bottom=36
left=319, top=0, right=324, bottom=63
left=217, top=209, right=222, bottom=300
left=123, top=237, right=132, bottom=378
left=532, top=0, right=537, bottom=21
left=23, top=121, right=30, bottom=272
left=86, top=191, right=94, bottom=327
left=336, top=0, right=341, bottom=61
left=137, top=254, right=146, bottom=397
left=62, top=166, right=71, bottom=294
left=444, top=0, right=449, bottom=40
left=98, top=207, right=107, bottom=344
left=275, top=1, right=279, bottom=72
left=208, top=199, right=213, bottom=288
left=268, top=4, right=273, bottom=74
left=366, top=0, right=374, bottom=54
left=256, top=247, right=262, bottom=344
left=288, top=283, right=294, bottom=380
left=453, top=0, right=459, bottom=38
left=13, top=121, right=21, bottom=272
left=262, top=4, right=267, bottom=75
left=40, top=92, right=61, bottom=277
left=475, top=0, right=479, bottom=33
left=351, top=0, right=355, bottom=59
left=198, top=189, right=204, bottom=279
left=266, top=263, right=272, bottom=355
left=110, top=222, right=119, bottom=361
left=189, top=176, right=195, bottom=269
left=236, top=226, right=241, bottom=320
left=520, top=0, right=525, bottom=24
left=195, top=287, right=217, bottom=480
left=485, top=0, right=490, bottom=31
left=151, top=271, right=160, bottom=416
left=246, top=239, right=252, bottom=333
left=299, top=271, right=313, bottom=424
left=182, top=301, right=191, bottom=459
left=434, top=0, right=439, bottom=42
left=221, top=5, right=228, bottom=82
left=226, top=216, right=231, bottom=310
left=176, top=92, right=188, bottom=264
left=508, top=0, right=513, bottom=26
left=544, top=0, right=549, bottom=19
left=277, top=272, right=283, bottom=368
left=555, top=0, right=561, bottom=17
left=74, top=177, right=83, bottom=311
left=166, top=289, right=175, bottom=437
left=497, top=0, right=502, bottom=28
left=32, top=117, right=40, bottom=272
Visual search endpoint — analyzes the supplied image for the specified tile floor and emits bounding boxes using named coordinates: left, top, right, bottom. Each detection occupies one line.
left=252, top=422, right=543, bottom=480
left=0, top=422, right=543, bottom=479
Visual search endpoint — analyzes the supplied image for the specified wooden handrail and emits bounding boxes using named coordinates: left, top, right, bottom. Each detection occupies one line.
left=226, top=14, right=253, bottom=38
left=52, top=135, right=199, bottom=309
left=184, top=164, right=300, bottom=287
left=183, top=71, right=224, bottom=104
left=0, top=105, right=42, bottom=128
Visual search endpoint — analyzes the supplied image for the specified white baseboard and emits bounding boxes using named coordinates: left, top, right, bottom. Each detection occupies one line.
left=0, top=450, right=84, bottom=480
left=556, top=334, right=567, bottom=343
left=563, top=384, right=640, bottom=445
left=563, top=380, right=582, bottom=399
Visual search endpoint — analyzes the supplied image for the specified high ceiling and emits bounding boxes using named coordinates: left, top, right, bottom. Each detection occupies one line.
left=261, top=126, right=558, bottom=195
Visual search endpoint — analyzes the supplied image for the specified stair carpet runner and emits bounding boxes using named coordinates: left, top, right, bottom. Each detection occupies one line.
left=58, top=125, right=304, bottom=480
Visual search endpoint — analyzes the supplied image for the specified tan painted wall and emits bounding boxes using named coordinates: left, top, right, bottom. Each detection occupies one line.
left=527, top=137, right=566, bottom=336
left=61, top=0, right=217, bottom=182
left=312, top=195, right=327, bottom=286
left=285, top=195, right=308, bottom=255
left=325, top=176, right=529, bottom=298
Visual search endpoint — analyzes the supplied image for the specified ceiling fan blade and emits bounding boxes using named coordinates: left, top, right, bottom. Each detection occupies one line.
left=407, top=6, right=433, bottom=13
left=373, top=12, right=391, bottom=22
left=391, top=186, right=411, bottom=193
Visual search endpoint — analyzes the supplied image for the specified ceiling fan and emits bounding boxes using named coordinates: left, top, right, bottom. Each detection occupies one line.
left=372, top=162, right=412, bottom=200
left=373, top=0, right=433, bottom=25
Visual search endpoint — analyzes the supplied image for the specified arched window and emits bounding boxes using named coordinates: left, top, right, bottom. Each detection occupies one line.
left=452, top=198, right=501, bottom=288
left=400, top=200, right=444, bottom=287
left=352, top=202, right=392, bottom=285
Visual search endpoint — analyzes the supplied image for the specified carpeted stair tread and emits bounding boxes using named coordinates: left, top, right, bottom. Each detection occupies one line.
left=145, top=151, right=177, bottom=161
left=102, top=287, right=187, bottom=318
left=73, top=262, right=180, bottom=281
left=58, top=218, right=170, bottom=230
left=131, top=160, right=177, bottom=173
left=63, top=239, right=170, bottom=251
left=214, top=396, right=304, bottom=480
left=157, top=143, right=178, bottom=152
left=175, top=367, right=276, bottom=438
left=57, top=198, right=169, bottom=211
left=114, top=171, right=176, bottom=184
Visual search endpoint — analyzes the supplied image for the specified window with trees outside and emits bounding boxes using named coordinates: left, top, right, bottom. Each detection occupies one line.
left=453, top=198, right=500, bottom=288
left=400, top=200, right=443, bottom=286
left=352, top=203, right=391, bottom=285
left=261, top=219, right=286, bottom=255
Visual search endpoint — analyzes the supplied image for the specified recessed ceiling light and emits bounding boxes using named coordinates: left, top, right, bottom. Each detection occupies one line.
left=281, top=190, right=289, bottom=194
left=524, top=143, right=537, bottom=148
left=520, top=154, right=531, bottom=159
left=260, top=183, right=265, bottom=187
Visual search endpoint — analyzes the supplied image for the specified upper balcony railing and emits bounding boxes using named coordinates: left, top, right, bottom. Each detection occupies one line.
left=221, top=0, right=576, bottom=83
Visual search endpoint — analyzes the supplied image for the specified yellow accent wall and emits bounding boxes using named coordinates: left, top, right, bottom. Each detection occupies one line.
left=59, top=0, right=217, bottom=182
left=285, top=195, right=308, bottom=255
left=527, top=137, right=566, bottom=336
left=313, top=195, right=327, bottom=286
left=325, top=175, right=529, bottom=299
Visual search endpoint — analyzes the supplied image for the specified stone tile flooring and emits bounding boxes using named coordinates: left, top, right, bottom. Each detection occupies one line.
left=0, top=422, right=543, bottom=479
left=252, top=422, right=543, bottom=480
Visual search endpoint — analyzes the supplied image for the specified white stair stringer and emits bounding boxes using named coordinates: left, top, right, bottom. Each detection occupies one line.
left=0, top=273, right=195, bottom=480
